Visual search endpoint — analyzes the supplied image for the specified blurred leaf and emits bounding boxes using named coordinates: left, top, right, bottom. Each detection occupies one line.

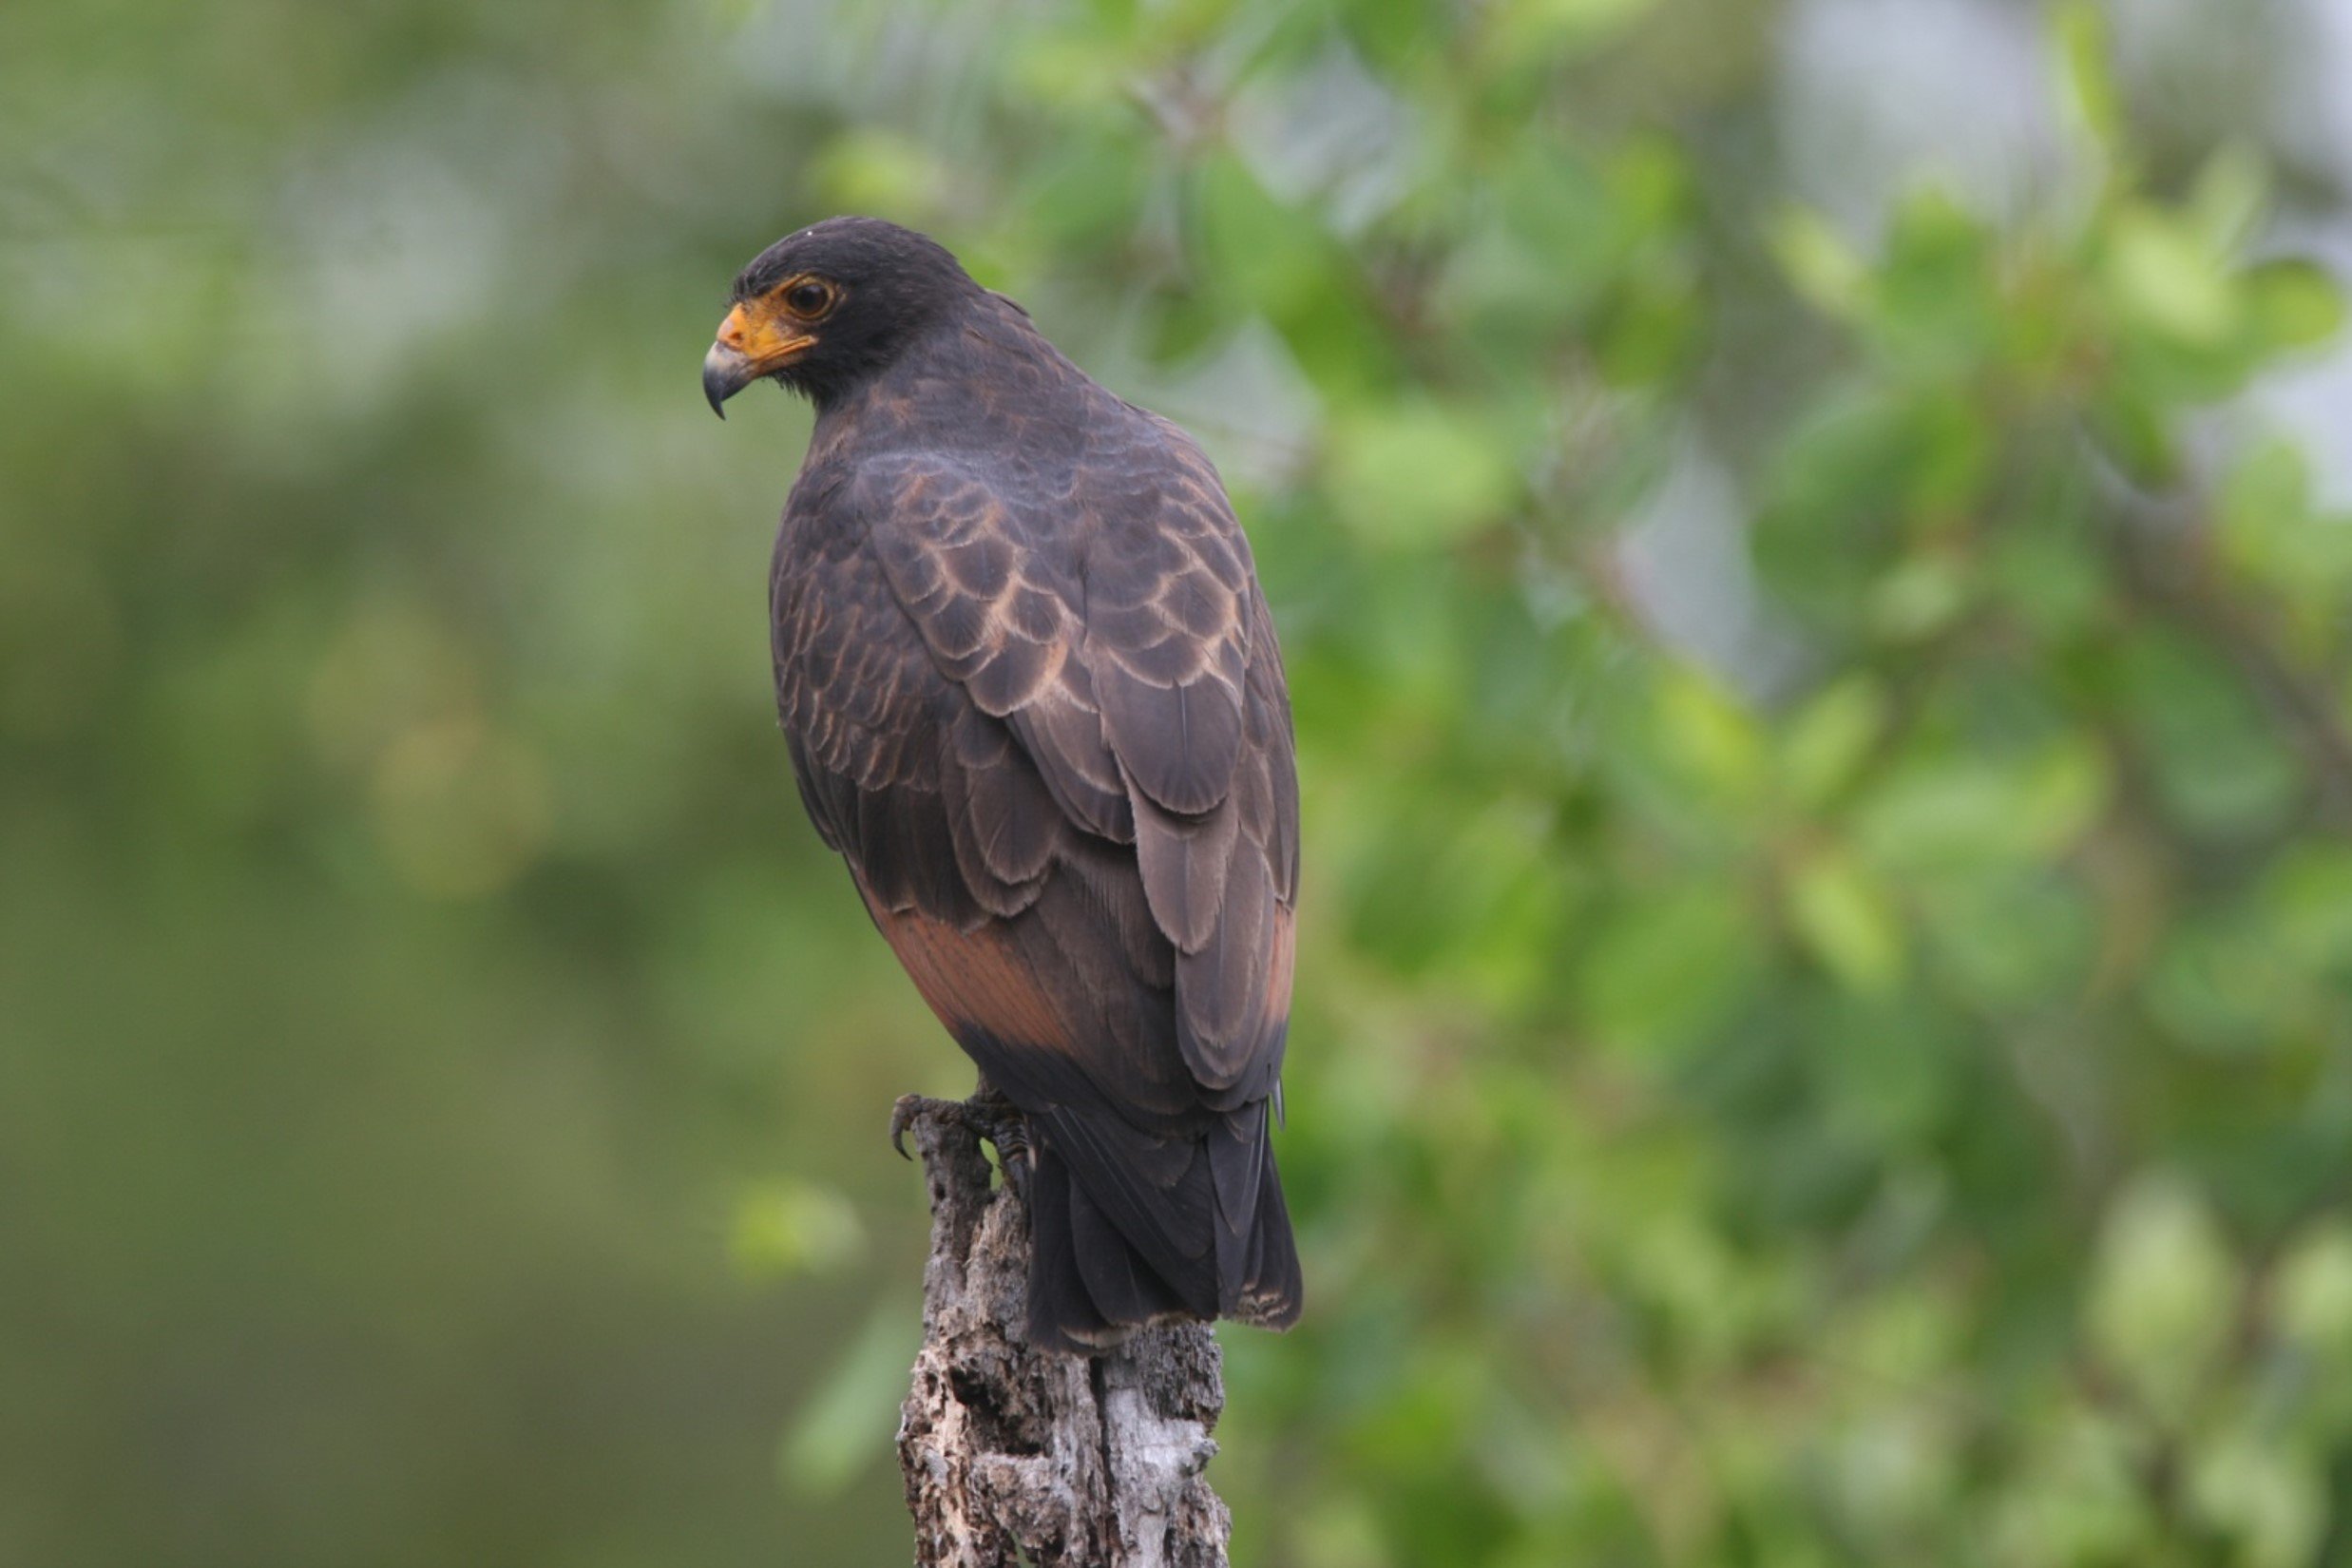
left=781, top=1298, right=922, bottom=1497
left=1325, top=398, right=1520, bottom=547
left=1194, top=152, right=1343, bottom=328
left=1919, top=870, right=2094, bottom=1006
left=1770, top=206, right=1870, bottom=319
left=2260, top=844, right=2352, bottom=973
left=2186, top=1425, right=2324, bottom=1568
left=1867, top=553, right=1972, bottom=642
left=810, top=128, right=950, bottom=220
left=2087, top=378, right=2179, bottom=485
left=2106, top=207, right=2238, bottom=348
left=1654, top=664, right=1767, bottom=804
left=1989, top=1402, right=2156, bottom=1562
left=1857, top=742, right=2108, bottom=874
left=1779, top=676, right=1887, bottom=809
left=1486, top=0, right=1662, bottom=63
left=1577, top=886, right=1752, bottom=1053
left=2086, top=1176, right=2240, bottom=1419
left=2184, top=143, right=2270, bottom=258
left=1875, top=192, right=2000, bottom=377
left=2244, top=258, right=2347, bottom=352
left=2272, top=1221, right=2352, bottom=1359
left=1989, top=526, right=2107, bottom=638
left=1788, top=847, right=1904, bottom=994
left=2054, top=1, right=2123, bottom=163
left=2116, top=631, right=2299, bottom=835
left=2147, top=913, right=2295, bottom=1057
left=729, top=1177, right=865, bottom=1282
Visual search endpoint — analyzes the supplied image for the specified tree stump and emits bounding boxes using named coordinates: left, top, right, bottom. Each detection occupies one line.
left=892, top=1094, right=1231, bottom=1568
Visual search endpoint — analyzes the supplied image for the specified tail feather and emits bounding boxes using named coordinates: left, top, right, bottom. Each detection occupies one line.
left=1023, top=1146, right=1116, bottom=1352
left=1069, top=1166, right=1194, bottom=1323
left=1206, top=1104, right=1269, bottom=1316
left=1023, top=1106, right=1300, bottom=1351
left=1036, top=1104, right=1212, bottom=1298
left=1236, top=1140, right=1301, bottom=1329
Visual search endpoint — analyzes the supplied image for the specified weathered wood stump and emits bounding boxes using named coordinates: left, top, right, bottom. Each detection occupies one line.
left=892, top=1094, right=1231, bottom=1568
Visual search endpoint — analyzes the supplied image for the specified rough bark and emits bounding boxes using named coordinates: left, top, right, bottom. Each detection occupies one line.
left=893, top=1094, right=1231, bottom=1568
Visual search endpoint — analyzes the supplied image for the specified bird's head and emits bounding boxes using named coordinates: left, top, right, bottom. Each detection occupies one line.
left=702, top=216, right=979, bottom=416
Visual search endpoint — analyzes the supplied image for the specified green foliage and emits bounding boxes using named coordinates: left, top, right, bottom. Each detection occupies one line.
left=8, top=0, right=2352, bottom=1563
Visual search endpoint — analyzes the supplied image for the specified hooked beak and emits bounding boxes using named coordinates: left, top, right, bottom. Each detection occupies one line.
left=702, top=300, right=815, bottom=418
left=702, top=342, right=755, bottom=418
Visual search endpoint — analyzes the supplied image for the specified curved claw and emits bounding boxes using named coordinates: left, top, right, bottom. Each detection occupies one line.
left=889, top=1093, right=939, bottom=1160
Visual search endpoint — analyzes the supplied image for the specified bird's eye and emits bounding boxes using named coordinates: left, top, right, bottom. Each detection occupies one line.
left=783, top=280, right=833, bottom=317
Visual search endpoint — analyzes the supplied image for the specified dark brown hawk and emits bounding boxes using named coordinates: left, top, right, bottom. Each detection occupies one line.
left=703, top=217, right=1301, bottom=1351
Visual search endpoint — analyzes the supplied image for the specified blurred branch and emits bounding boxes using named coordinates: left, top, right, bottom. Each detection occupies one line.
left=893, top=1095, right=1230, bottom=1568
left=2103, top=493, right=2352, bottom=828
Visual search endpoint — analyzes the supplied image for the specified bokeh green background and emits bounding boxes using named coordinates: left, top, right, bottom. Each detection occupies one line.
left=10, top=0, right=2352, bottom=1562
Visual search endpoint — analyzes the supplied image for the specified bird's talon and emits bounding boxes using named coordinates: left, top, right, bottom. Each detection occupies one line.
left=963, top=1088, right=1033, bottom=1204
left=889, top=1093, right=954, bottom=1159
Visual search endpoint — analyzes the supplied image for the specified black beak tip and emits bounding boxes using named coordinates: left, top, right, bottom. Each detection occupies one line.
left=702, top=361, right=732, bottom=420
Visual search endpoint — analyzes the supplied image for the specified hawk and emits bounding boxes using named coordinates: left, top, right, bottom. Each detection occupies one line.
left=703, top=218, right=1301, bottom=1350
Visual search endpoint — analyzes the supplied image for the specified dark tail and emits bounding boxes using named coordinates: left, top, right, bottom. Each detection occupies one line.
left=1023, top=1102, right=1300, bottom=1354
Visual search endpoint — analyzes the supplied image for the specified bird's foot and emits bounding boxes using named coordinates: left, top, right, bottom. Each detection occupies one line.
left=965, top=1086, right=1035, bottom=1207
left=889, top=1090, right=1033, bottom=1204
left=889, top=1093, right=967, bottom=1160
